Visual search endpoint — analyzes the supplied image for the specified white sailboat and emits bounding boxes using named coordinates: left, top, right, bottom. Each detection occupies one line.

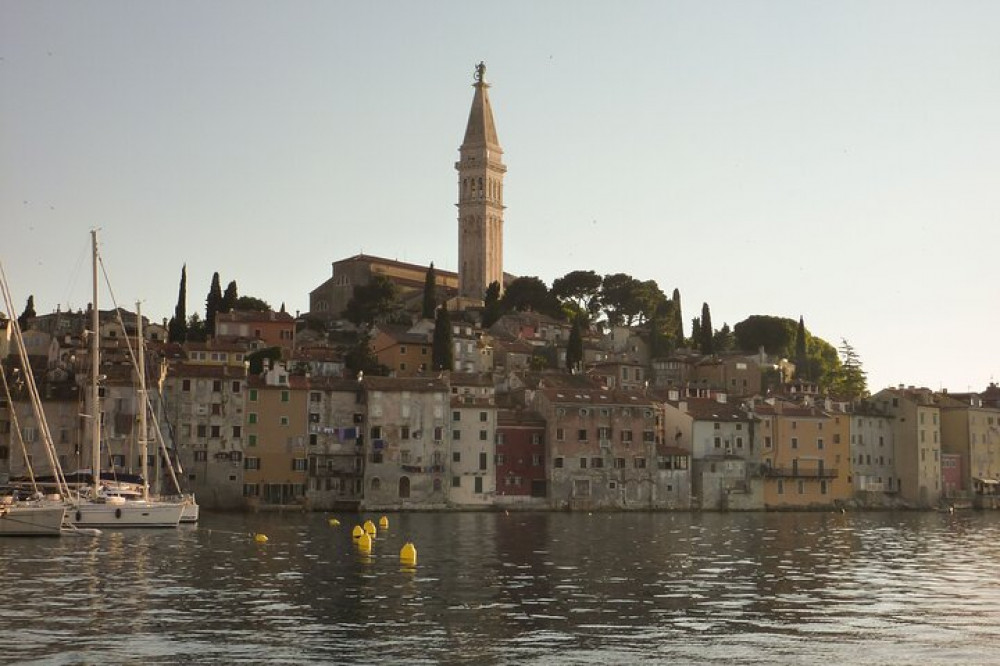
left=69, top=230, right=183, bottom=528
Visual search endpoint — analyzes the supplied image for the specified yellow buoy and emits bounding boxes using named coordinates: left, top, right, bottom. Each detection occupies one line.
left=400, top=541, right=417, bottom=566
left=357, top=532, right=372, bottom=553
left=254, top=533, right=269, bottom=543
left=351, top=525, right=364, bottom=539
left=329, top=518, right=341, bottom=527
left=378, top=515, right=389, bottom=530
left=363, top=519, right=377, bottom=537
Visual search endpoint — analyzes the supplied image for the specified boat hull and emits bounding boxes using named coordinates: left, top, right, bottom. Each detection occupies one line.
left=0, top=503, right=67, bottom=536
left=70, top=501, right=183, bottom=528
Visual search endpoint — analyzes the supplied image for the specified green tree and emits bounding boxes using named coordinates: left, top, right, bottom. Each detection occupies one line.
left=344, top=276, right=397, bottom=326
left=794, top=316, right=808, bottom=379
left=733, top=315, right=796, bottom=356
left=234, top=296, right=272, bottom=312
left=713, top=322, right=735, bottom=352
left=566, top=314, right=584, bottom=372
left=421, top=262, right=437, bottom=320
left=699, top=302, right=714, bottom=355
left=500, top=276, right=559, bottom=316
left=831, top=339, right=869, bottom=400
left=17, top=295, right=35, bottom=331
left=552, top=270, right=603, bottom=323
left=221, top=280, right=238, bottom=313
left=167, top=265, right=188, bottom=343
left=246, top=346, right=282, bottom=375
left=205, top=272, right=223, bottom=337
left=432, top=306, right=453, bottom=371
left=672, top=288, right=684, bottom=342
left=186, top=312, right=208, bottom=342
left=690, top=317, right=701, bottom=348
left=343, top=332, right=387, bottom=377
left=482, top=281, right=502, bottom=327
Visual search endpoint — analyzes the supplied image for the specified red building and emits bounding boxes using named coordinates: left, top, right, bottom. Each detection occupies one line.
left=941, top=452, right=963, bottom=498
left=496, top=408, right=547, bottom=502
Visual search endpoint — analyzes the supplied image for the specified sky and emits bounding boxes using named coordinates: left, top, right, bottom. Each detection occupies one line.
left=2, top=1, right=998, bottom=393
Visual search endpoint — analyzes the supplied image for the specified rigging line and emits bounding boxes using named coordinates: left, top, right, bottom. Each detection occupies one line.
left=0, top=262, right=71, bottom=499
left=0, top=364, right=39, bottom=492
left=58, top=236, right=90, bottom=312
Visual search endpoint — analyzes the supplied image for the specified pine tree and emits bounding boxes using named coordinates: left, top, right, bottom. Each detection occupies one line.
left=17, top=295, right=36, bottom=331
left=221, top=280, right=238, bottom=313
left=834, top=338, right=869, bottom=400
left=167, top=265, right=188, bottom=343
left=699, top=302, right=714, bottom=355
left=422, top=263, right=437, bottom=320
left=205, top=272, right=223, bottom=337
left=566, top=315, right=584, bottom=372
left=432, top=305, right=453, bottom=372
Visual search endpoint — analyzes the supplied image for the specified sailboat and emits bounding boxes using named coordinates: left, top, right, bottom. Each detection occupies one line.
left=69, top=231, right=184, bottom=528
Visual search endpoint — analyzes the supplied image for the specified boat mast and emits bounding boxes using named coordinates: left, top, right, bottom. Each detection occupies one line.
left=137, top=302, right=150, bottom=501
left=90, top=230, right=101, bottom=498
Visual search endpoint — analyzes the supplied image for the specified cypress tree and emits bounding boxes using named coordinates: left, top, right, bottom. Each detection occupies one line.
left=795, top=316, right=808, bottom=379
left=422, top=263, right=437, bottom=320
left=566, top=315, right=584, bottom=372
left=483, top=281, right=502, bottom=328
left=699, top=302, right=714, bottom=355
left=432, top=305, right=453, bottom=372
left=17, top=295, right=36, bottom=331
left=221, top=280, right=238, bottom=313
left=690, top=317, right=701, bottom=349
left=205, top=272, right=223, bottom=337
left=672, top=288, right=683, bottom=343
left=167, top=265, right=188, bottom=343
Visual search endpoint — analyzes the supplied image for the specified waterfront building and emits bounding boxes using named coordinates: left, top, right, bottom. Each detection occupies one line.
left=448, top=373, right=496, bottom=506
left=849, top=402, right=898, bottom=501
left=360, top=376, right=450, bottom=510
left=660, top=390, right=758, bottom=510
left=304, top=376, right=364, bottom=510
left=457, top=62, right=506, bottom=302
left=936, top=391, right=1000, bottom=505
left=535, top=387, right=661, bottom=510
left=452, top=321, right=493, bottom=373
left=161, top=342, right=249, bottom=509
left=371, top=325, right=433, bottom=377
left=495, top=408, right=548, bottom=504
left=243, top=361, right=309, bottom=507
left=871, top=387, right=942, bottom=508
left=752, top=398, right=847, bottom=509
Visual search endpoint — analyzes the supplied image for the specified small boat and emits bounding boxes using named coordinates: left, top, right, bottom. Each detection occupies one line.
left=0, top=494, right=66, bottom=537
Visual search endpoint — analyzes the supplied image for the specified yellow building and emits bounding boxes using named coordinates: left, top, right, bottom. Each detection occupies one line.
left=243, top=362, right=309, bottom=506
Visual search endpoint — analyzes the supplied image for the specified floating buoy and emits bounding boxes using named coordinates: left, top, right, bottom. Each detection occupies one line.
left=329, top=518, right=341, bottom=527
left=400, top=541, right=417, bottom=566
left=254, top=533, right=269, bottom=543
left=357, top=532, right=372, bottom=553
left=378, top=515, right=389, bottom=530
left=352, top=525, right=364, bottom=539
left=363, top=519, right=377, bottom=538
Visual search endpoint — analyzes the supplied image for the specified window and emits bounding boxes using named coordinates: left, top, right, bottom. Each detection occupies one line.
left=714, top=437, right=722, bottom=449
left=634, top=457, right=647, bottom=469
left=577, top=429, right=588, bottom=442
left=281, top=390, right=290, bottom=403
left=714, top=422, right=721, bottom=430
left=452, top=476, right=461, bottom=488
left=573, top=479, right=591, bottom=497
left=797, top=480, right=804, bottom=494
left=591, top=457, right=604, bottom=468
left=249, top=413, right=258, bottom=425
left=249, top=389, right=258, bottom=401
left=821, top=480, right=828, bottom=495
left=248, top=434, right=257, bottom=447
left=291, top=458, right=307, bottom=471
left=371, top=426, right=383, bottom=439
left=474, top=476, right=483, bottom=494
left=479, top=430, right=488, bottom=441
left=791, top=437, right=798, bottom=449
left=495, top=453, right=506, bottom=465
left=399, top=345, right=407, bottom=355
left=792, top=421, right=797, bottom=430
left=182, top=379, right=191, bottom=392
left=434, top=426, right=443, bottom=442
left=243, top=484, right=260, bottom=497
left=598, top=427, right=612, bottom=440
left=371, top=452, right=384, bottom=464
left=280, top=416, right=289, bottom=426
left=479, top=452, right=488, bottom=470
left=580, top=457, right=588, bottom=469
left=643, top=430, right=655, bottom=443
left=532, top=454, right=542, bottom=466
left=531, top=433, right=542, bottom=445
left=777, top=480, right=784, bottom=495
left=401, top=425, right=410, bottom=440
left=213, top=380, right=222, bottom=393
left=554, top=457, right=564, bottom=468
left=453, top=429, right=461, bottom=441
left=479, top=411, right=488, bottom=422
left=244, top=457, right=260, bottom=470
left=736, top=436, right=744, bottom=449
left=194, top=450, right=208, bottom=462
left=210, top=425, right=221, bottom=439
left=833, top=433, right=840, bottom=444
left=556, top=428, right=565, bottom=441
left=621, top=430, right=633, bottom=443
left=453, top=411, right=461, bottom=422
left=197, top=425, right=207, bottom=438
left=817, top=438, right=824, bottom=450
left=453, top=451, right=461, bottom=463
left=614, top=457, right=626, bottom=469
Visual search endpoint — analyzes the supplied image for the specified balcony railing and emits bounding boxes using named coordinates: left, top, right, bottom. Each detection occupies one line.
left=763, top=466, right=838, bottom=479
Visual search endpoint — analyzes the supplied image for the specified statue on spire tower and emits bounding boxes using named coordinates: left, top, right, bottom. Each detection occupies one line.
left=475, top=61, right=486, bottom=83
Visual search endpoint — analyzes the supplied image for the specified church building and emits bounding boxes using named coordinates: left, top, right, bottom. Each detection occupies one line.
left=309, top=63, right=507, bottom=318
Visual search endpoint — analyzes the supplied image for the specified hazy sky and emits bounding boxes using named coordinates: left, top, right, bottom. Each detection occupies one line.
left=2, top=1, right=998, bottom=393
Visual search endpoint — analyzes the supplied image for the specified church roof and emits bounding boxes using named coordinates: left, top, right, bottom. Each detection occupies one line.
left=461, top=65, right=502, bottom=151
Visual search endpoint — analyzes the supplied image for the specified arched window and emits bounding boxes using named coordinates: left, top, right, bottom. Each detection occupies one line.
left=433, top=477, right=442, bottom=492
left=370, top=477, right=381, bottom=492
left=398, top=476, right=411, bottom=498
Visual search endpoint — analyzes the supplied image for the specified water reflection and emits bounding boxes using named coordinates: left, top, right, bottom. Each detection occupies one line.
left=1, top=511, right=999, bottom=663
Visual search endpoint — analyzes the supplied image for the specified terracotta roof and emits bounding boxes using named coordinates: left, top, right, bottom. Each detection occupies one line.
left=362, top=376, right=448, bottom=393
left=449, top=371, right=493, bottom=387
left=167, top=362, right=248, bottom=379
left=540, top=387, right=657, bottom=408
left=497, top=409, right=546, bottom=427
left=216, top=310, right=294, bottom=324
left=665, top=397, right=751, bottom=422
left=334, top=253, right=459, bottom=280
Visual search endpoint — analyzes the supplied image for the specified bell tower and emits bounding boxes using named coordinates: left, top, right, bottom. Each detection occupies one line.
left=456, top=62, right=506, bottom=301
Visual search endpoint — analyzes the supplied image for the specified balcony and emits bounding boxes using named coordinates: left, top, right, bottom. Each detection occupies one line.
left=763, top=465, right=838, bottom=479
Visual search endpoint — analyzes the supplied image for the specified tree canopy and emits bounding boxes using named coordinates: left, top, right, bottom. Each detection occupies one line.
left=234, top=295, right=272, bottom=312
left=482, top=281, right=502, bottom=328
left=551, top=270, right=602, bottom=323
left=205, top=272, right=223, bottom=336
left=421, top=263, right=437, bottom=320
left=167, top=265, right=187, bottom=343
left=566, top=314, right=584, bottom=372
left=432, top=306, right=453, bottom=371
left=499, top=276, right=559, bottom=317
left=344, top=276, right=397, bottom=326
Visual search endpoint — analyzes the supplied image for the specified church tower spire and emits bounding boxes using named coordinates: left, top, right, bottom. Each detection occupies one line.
left=456, top=61, right=506, bottom=301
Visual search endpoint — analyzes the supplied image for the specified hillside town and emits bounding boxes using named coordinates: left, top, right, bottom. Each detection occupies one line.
left=3, top=63, right=997, bottom=514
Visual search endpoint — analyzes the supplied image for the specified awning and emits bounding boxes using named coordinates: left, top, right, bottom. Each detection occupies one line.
left=974, top=478, right=999, bottom=485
